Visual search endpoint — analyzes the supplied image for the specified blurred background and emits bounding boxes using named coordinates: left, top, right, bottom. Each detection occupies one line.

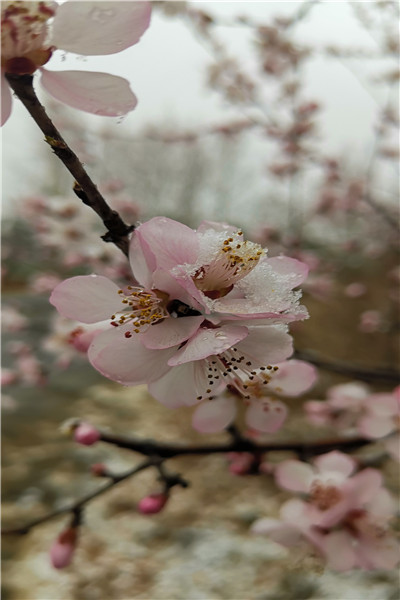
left=2, top=2, right=399, bottom=599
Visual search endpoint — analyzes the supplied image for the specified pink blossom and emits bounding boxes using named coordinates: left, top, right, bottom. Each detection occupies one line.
left=344, top=282, right=367, bottom=298
left=359, top=310, right=383, bottom=333
left=253, top=451, right=399, bottom=571
left=51, top=217, right=309, bottom=418
left=1, top=1, right=151, bottom=125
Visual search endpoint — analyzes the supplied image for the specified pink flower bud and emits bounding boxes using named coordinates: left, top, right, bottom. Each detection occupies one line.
left=228, top=452, right=256, bottom=476
left=50, top=528, right=77, bottom=569
left=138, top=493, right=168, bottom=515
left=91, top=463, right=107, bottom=477
left=73, top=423, right=100, bottom=446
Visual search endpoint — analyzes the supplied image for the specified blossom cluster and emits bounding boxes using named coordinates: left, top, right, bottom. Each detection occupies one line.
left=253, top=450, right=399, bottom=571
left=50, top=217, right=313, bottom=433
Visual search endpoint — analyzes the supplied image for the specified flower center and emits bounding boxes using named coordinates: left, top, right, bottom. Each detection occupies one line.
left=193, top=230, right=264, bottom=298
left=196, top=347, right=278, bottom=400
left=310, top=481, right=342, bottom=510
left=111, top=287, right=168, bottom=336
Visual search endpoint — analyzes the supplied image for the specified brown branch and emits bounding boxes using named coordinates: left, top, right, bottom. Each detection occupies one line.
left=294, top=349, right=400, bottom=383
left=5, top=73, right=134, bottom=256
left=2, top=459, right=154, bottom=536
left=98, top=430, right=372, bottom=460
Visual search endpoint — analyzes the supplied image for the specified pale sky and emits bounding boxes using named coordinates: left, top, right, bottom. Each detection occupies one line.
left=2, top=1, right=397, bottom=215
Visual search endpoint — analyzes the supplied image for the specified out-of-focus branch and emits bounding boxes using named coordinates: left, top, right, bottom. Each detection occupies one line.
left=5, top=74, right=134, bottom=257
left=2, top=459, right=154, bottom=536
left=98, top=430, right=372, bottom=459
left=294, top=349, right=400, bottom=383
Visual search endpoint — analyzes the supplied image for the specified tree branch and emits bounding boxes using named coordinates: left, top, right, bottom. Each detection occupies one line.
left=5, top=73, right=134, bottom=256
left=2, top=459, right=154, bottom=536
left=98, top=430, right=372, bottom=460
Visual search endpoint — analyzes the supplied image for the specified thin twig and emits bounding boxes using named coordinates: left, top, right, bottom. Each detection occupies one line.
left=5, top=73, right=134, bottom=256
left=2, top=459, right=154, bottom=536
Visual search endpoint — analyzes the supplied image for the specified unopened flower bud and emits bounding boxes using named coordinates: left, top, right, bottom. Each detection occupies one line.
left=138, top=493, right=168, bottom=515
left=91, top=463, right=107, bottom=477
left=227, top=452, right=256, bottom=476
left=50, top=527, right=77, bottom=569
left=74, top=423, right=100, bottom=446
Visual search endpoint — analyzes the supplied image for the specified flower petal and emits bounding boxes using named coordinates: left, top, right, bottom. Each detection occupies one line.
left=192, top=396, right=236, bottom=433
left=51, top=1, right=151, bottom=56
left=358, top=415, right=395, bottom=439
left=40, top=69, right=137, bottom=116
left=88, top=324, right=174, bottom=385
left=235, top=325, right=293, bottom=367
left=167, top=325, right=248, bottom=366
left=323, top=531, right=356, bottom=571
left=50, top=275, right=120, bottom=323
left=130, top=217, right=199, bottom=276
left=275, top=460, right=314, bottom=492
left=265, top=256, right=309, bottom=288
left=149, top=361, right=210, bottom=407
left=142, top=316, right=204, bottom=350
left=1, top=72, right=12, bottom=126
left=313, top=450, right=356, bottom=478
left=245, top=398, right=288, bottom=434
left=267, top=359, right=317, bottom=397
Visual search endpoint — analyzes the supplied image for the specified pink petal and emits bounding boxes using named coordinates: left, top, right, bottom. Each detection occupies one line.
left=369, top=488, right=396, bottom=520
left=252, top=518, right=303, bottom=547
left=40, top=69, right=137, bottom=116
left=142, top=316, right=204, bottom=350
left=192, top=396, right=236, bottom=433
left=245, top=398, right=288, bottom=434
left=275, top=460, right=314, bottom=493
left=268, top=359, right=317, bottom=397
left=358, top=415, right=395, bottom=439
left=148, top=361, right=210, bottom=407
left=152, top=269, right=203, bottom=311
left=129, top=217, right=198, bottom=288
left=51, top=1, right=151, bottom=56
left=356, top=534, right=400, bottom=570
left=167, top=325, right=248, bottom=366
left=1, top=72, right=12, bottom=126
left=235, top=325, right=293, bottom=367
left=265, top=256, right=309, bottom=288
left=50, top=275, right=120, bottom=323
left=348, top=468, right=383, bottom=505
left=88, top=325, right=174, bottom=385
left=364, top=393, right=398, bottom=417
left=130, top=217, right=199, bottom=277
left=323, top=531, right=356, bottom=571
left=313, top=451, right=356, bottom=478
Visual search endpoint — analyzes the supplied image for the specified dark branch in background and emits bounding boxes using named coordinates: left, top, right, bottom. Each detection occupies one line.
left=5, top=73, right=134, bottom=256
left=2, top=428, right=376, bottom=537
left=2, top=459, right=155, bottom=535
left=294, top=349, right=400, bottom=383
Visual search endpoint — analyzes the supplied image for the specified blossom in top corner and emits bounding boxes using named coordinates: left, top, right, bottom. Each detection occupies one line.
left=1, top=0, right=152, bottom=125
left=50, top=217, right=309, bottom=420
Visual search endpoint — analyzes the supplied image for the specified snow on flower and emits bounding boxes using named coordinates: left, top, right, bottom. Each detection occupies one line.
left=50, top=217, right=309, bottom=423
left=252, top=451, right=399, bottom=571
left=1, top=0, right=151, bottom=124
